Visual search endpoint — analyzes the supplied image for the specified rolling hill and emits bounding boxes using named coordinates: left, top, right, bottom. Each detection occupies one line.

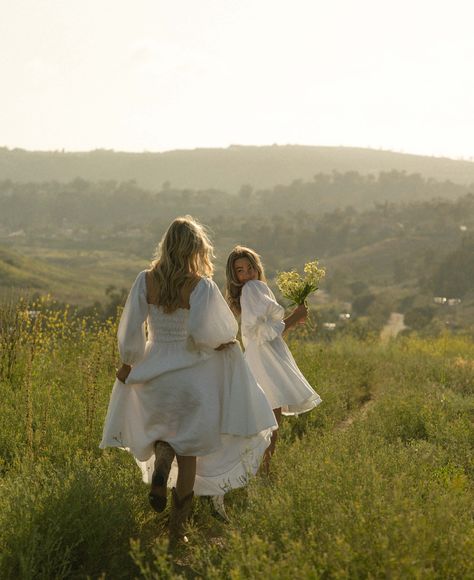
left=0, top=245, right=146, bottom=305
left=1, top=145, right=473, bottom=192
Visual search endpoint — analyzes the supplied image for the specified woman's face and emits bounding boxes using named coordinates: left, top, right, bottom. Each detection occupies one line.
left=234, top=257, right=258, bottom=284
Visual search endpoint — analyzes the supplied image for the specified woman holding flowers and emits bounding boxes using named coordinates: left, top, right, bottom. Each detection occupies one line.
left=225, top=246, right=322, bottom=473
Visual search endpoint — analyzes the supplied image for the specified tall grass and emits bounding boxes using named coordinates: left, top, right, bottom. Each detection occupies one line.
left=0, top=299, right=472, bottom=578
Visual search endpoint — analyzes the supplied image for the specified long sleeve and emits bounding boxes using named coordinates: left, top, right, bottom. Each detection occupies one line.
left=117, top=270, right=148, bottom=365
left=187, top=278, right=238, bottom=351
left=241, top=280, right=285, bottom=345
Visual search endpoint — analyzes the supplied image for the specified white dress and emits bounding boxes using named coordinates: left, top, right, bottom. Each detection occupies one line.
left=241, top=280, right=322, bottom=415
left=100, top=272, right=277, bottom=496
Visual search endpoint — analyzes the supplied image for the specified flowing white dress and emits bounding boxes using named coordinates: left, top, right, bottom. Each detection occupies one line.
left=100, top=272, right=277, bottom=496
left=241, top=280, right=322, bottom=415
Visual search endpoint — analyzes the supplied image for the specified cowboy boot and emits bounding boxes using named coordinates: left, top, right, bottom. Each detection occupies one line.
left=149, top=441, right=175, bottom=512
left=168, top=488, right=194, bottom=550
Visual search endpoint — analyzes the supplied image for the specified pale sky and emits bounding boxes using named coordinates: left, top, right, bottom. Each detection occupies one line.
left=1, top=0, right=473, bottom=158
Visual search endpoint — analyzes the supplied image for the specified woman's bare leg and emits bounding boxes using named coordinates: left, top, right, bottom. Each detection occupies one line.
left=175, top=455, right=197, bottom=499
left=262, top=407, right=282, bottom=475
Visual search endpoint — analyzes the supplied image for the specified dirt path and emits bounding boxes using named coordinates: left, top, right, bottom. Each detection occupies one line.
left=380, top=312, right=406, bottom=341
left=337, top=397, right=375, bottom=431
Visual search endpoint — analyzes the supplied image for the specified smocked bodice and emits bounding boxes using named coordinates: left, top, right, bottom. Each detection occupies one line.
left=117, top=272, right=238, bottom=367
left=147, top=305, right=189, bottom=344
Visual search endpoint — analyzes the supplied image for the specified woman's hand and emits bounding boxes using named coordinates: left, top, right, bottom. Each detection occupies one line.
left=293, top=303, right=308, bottom=324
left=116, top=363, right=132, bottom=383
left=215, top=340, right=237, bottom=351
left=283, top=303, right=308, bottom=332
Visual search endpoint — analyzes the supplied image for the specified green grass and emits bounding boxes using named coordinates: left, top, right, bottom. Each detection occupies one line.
left=0, top=301, right=473, bottom=578
left=0, top=244, right=147, bottom=305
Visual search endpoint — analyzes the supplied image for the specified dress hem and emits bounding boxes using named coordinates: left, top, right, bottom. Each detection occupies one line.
left=279, top=394, right=322, bottom=416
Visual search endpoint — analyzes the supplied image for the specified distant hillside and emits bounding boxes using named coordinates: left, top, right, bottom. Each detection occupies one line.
left=0, top=246, right=145, bottom=305
left=1, top=145, right=473, bottom=192
left=2, top=192, right=472, bottom=309
left=0, top=246, right=69, bottom=297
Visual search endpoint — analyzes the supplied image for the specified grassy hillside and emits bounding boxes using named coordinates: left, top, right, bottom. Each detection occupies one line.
left=0, top=304, right=472, bottom=578
left=1, top=174, right=472, bottom=332
left=1, top=145, right=474, bottom=192
left=0, top=245, right=146, bottom=305
left=0, top=246, right=76, bottom=297
left=326, top=235, right=442, bottom=285
left=2, top=195, right=474, bottom=331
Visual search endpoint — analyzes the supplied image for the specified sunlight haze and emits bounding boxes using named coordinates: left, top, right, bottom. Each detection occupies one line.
left=1, top=0, right=472, bottom=158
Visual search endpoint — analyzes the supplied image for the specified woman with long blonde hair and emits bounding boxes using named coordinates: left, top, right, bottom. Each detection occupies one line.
left=100, top=217, right=276, bottom=548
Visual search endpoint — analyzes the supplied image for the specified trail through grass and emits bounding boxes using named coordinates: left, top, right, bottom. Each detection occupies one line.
left=0, top=302, right=473, bottom=578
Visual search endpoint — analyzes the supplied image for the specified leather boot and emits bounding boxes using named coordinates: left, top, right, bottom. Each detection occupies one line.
left=168, top=488, right=194, bottom=550
left=148, top=441, right=175, bottom=512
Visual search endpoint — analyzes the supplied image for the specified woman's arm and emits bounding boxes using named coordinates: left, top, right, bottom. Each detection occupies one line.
left=283, top=303, right=308, bottom=333
left=116, top=271, right=148, bottom=382
left=188, top=278, right=238, bottom=351
left=240, top=280, right=286, bottom=344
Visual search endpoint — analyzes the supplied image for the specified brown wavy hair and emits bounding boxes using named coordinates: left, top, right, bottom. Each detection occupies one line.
left=225, top=246, right=266, bottom=315
left=150, top=216, right=214, bottom=312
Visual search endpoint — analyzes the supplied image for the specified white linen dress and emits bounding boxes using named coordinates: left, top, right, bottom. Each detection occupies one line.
left=241, top=280, right=322, bottom=415
left=100, top=272, right=277, bottom=496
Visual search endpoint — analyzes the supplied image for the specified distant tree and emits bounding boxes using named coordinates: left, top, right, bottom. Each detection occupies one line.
left=238, top=184, right=253, bottom=201
left=103, top=286, right=128, bottom=319
left=352, top=293, right=376, bottom=316
left=366, top=293, right=396, bottom=329
left=429, top=235, right=474, bottom=297
left=397, top=295, right=416, bottom=313
left=405, top=306, right=436, bottom=330
left=350, top=281, right=369, bottom=296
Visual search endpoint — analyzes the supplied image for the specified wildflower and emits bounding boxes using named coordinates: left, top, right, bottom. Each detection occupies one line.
left=276, top=260, right=326, bottom=306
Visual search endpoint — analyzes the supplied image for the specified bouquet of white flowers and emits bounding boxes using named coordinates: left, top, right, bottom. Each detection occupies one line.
left=276, top=260, right=326, bottom=306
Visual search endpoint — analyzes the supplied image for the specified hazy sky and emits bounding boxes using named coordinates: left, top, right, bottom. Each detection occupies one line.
left=1, top=0, right=473, bottom=158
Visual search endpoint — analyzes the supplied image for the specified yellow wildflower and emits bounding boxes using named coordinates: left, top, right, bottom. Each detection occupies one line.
left=276, top=259, right=325, bottom=306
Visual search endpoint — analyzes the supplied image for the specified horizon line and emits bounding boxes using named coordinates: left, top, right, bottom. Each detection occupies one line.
left=1, top=143, right=473, bottom=163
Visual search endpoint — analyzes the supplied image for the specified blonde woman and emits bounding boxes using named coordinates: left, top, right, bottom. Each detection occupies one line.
left=226, top=246, right=321, bottom=473
left=100, top=218, right=276, bottom=547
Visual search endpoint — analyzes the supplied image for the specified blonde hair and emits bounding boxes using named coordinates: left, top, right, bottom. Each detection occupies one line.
left=225, top=246, right=266, bottom=315
left=150, top=216, right=214, bottom=312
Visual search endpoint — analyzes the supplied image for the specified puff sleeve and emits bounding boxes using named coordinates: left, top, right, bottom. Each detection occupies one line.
left=117, top=271, right=148, bottom=365
left=187, top=278, right=238, bottom=351
left=241, top=280, right=285, bottom=345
